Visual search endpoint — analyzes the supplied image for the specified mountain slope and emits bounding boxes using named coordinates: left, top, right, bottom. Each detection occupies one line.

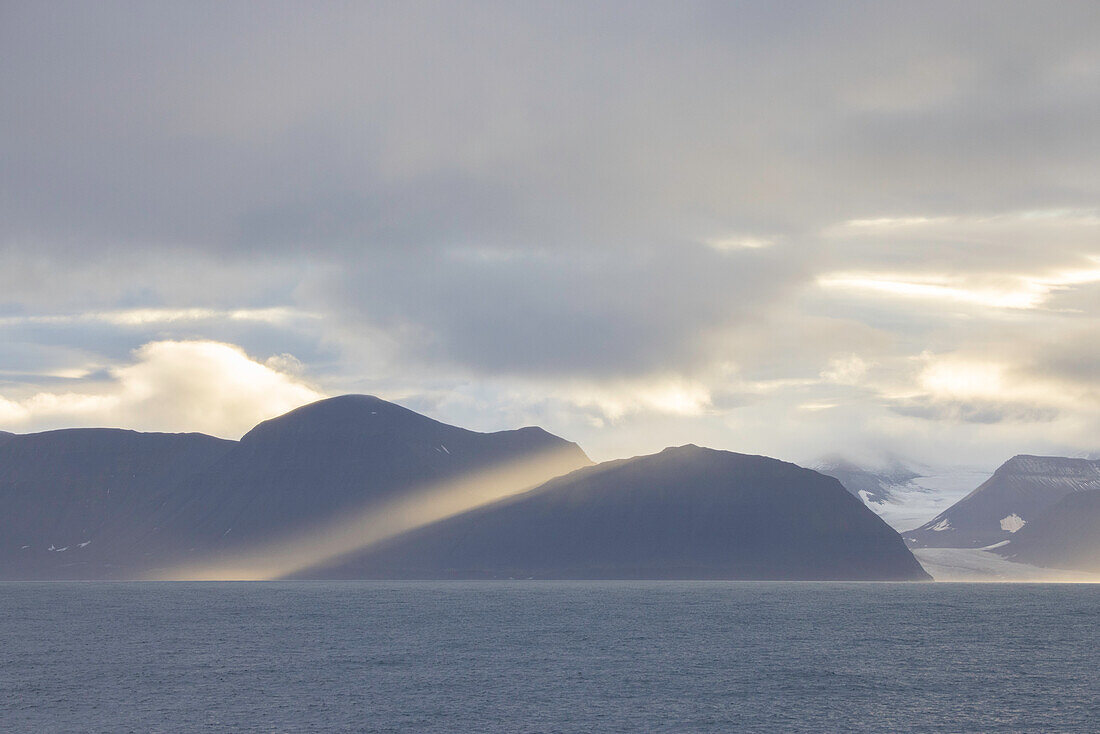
left=300, top=445, right=931, bottom=581
left=141, top=395, right=591, bottom=557
left=814, top=455, right=920, bottom=506
left=814, top=456, right=990, bottom=532
left=905, top=455, right=1100, bottom=549
left=0, top=429, right=235, bottom=578
left=994, top=489, right=1100, bottom=572
left=0, top=396, right=592, bottom=579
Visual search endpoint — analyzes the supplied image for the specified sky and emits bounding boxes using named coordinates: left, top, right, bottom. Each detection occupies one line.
left=2, top=1, right=1099, bottom=468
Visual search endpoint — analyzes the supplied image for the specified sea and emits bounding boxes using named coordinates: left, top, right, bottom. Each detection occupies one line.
left=2, top=581, right=1098, bottom=733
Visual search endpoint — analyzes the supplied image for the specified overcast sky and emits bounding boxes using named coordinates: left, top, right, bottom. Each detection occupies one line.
left=2, top=1, right=1099, bottom=468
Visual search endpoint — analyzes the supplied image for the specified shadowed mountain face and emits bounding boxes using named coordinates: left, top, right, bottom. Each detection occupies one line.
left=301, top=445, right=931, bottom=581
left=140, top=395, right=590, bottom=554
left=0, top=396, right=591, bottom=579
left=995, top=489, right=1100, bottom=572
left=0, top=400, right=928, bottom=581
left=0, top=429, right=235, bottom=578
left=905, top=455, right=1100, bottom=549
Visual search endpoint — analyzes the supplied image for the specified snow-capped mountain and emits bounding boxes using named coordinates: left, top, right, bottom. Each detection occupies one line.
left=813, top=455, right=919, bottom=505
left=905, top=455, right=1100, bottom=549
left=813, top=456, right=989, bottom=532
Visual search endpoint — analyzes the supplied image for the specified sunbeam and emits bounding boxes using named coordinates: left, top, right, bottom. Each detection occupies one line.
left=147, top=446, right=588, bottom=581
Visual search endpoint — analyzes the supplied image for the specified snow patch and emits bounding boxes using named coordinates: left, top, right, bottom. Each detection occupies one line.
left=440, top=445, right=450, bottom=455
left=858, top=490, right=879, bottom=506
left=78, top=541, right=92, bottom=548
left=1000, top=514, right=1026, bottom=532
left=981, top=540, right=1011, bottom=550
left=929, top=518, right=952, bottom=532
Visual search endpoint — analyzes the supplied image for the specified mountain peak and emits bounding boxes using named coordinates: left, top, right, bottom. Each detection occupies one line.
left=240, top=394, right=448, bottom=444
left=659, top=443, right=705, bottom=455
left=644, top=444, right=745, bottom=467
left=997, top=455, right=1100, bottom=477
left=908, top=453, right=1100, bottom=549
left=621, top=445, right=813, bottom=480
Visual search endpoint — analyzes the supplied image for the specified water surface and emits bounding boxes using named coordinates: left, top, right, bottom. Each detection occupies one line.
left=2, top=582, right=1097, bottom=732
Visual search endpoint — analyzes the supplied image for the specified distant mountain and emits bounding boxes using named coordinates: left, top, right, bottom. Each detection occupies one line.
left=994, top=489, right=1100, bottom=573
left=0, top=396, right=591, bottom=579
left=300, top=445, right=931, bottom=581
left=0, top=428, right=234, bottom=578
left=905, top=455, right=1100, bottom=549
left=814, top=455, right=988, bottom=532
left=813, top=455, right=920, bottom=505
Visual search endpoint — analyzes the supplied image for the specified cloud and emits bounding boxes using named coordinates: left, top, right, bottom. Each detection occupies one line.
left=0, top=340, right=323, bottom=437
left=820, top=355, right=869, bottom=385
left=6, top=3, right=1098, bottom=263
left=889, top=399, right=1059, bottom=425
left=1, top=3, right=1099, bottom=468
left=819, top=211, right=1100, bottom=310
left=304, top=244, right=809, bottom=378
left=705, top=235, right=776, bottom=252
left=817, top=273, right=1055, bottom=310
left=546, top=376, right=714, bottom=423
left=0, top=307, right=314, bottom=328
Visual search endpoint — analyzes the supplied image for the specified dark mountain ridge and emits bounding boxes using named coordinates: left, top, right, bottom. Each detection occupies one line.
left=138, top=395, right=589, bottom=555
left=0, top=396, right=590, bottom=579
left=1, top=398, right=929, bottom=581
left=302, top=445, right=930, bottom=581
left=0, top=428, right=235, bottom=577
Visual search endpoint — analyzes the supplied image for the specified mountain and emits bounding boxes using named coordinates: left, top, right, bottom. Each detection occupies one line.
left=993, top=489, right=1100, bottom=573
left=813, top=455, right=920, bottom=505
left=905, top=455, right=1100, bottom=549
left=814, top=456, right=990, bottom=532
left=0, top=428, right=235, bottom=579
left=140, top=395, right=592, bottom=572
left=0, top=396, right=592, bottom=580
left=298, top=445, right=931, bottom=581
left=0, top=430, right=13, bottom=447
